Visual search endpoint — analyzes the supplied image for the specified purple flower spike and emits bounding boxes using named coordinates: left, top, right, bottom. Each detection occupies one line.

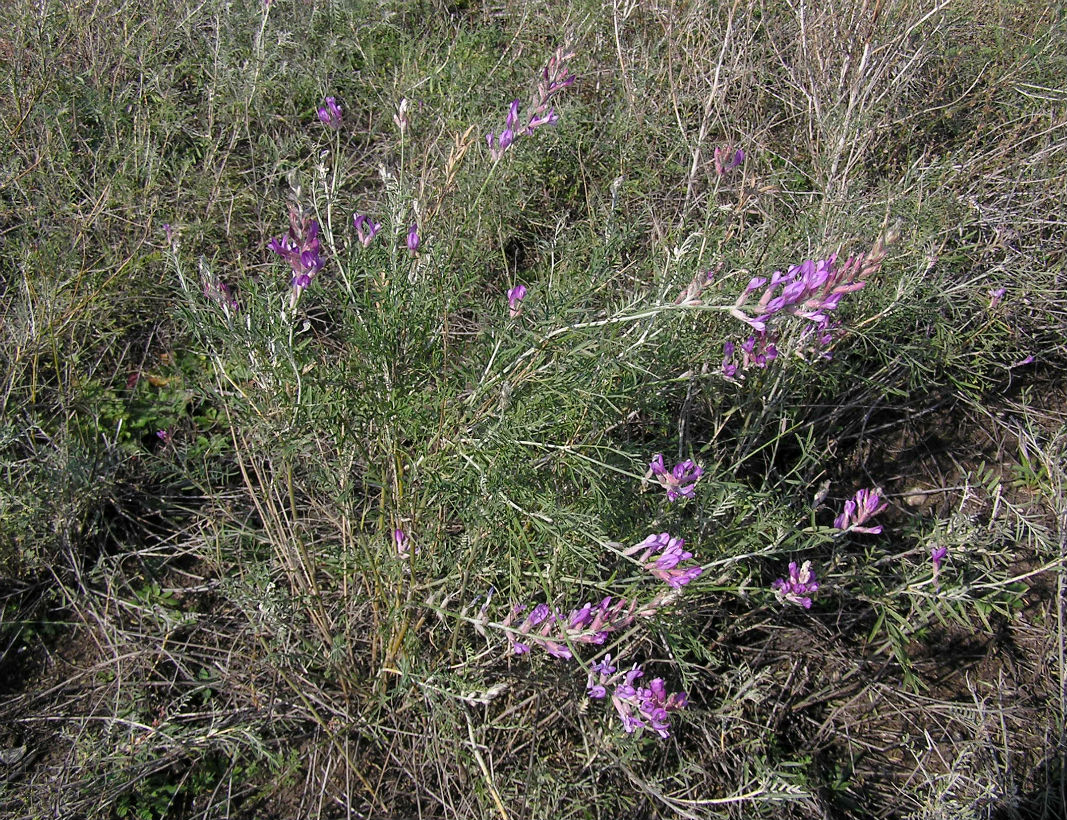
left=269, top=208, right=326, bottom=305
left=590, top=662, right=687, bottom=738
left=833, top=488, right=888, bottom=534
left=646, top=454, right=703, bottom=502
left=407, top=224, right=420, bottom=255
left=507, top=284, right=527, bottom=318
left=317, top=96, right=342, bottom=130
left=624, top=532, right=703, bottom=589
left=353, top=214, right=382, bottom=247
left=772, top=560, right=819, bottom=608
left=487, top=48, right=574, bottom=161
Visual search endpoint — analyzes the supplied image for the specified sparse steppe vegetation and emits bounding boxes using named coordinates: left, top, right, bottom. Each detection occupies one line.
left=1, top=0, right=1065, bottom=817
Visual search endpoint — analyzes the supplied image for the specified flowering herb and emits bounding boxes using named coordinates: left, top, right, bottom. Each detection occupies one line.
left=646, top=454, right=703, bottom=501
left=406, top=224, right=420, bottom=255
left=316, top=96, right=342, bottom=130
left=353, top=214, right=382, bottom=247
left=268, top=209, right=324, bottom=305
left=624, top=532, right=703, bottom=589
left=507, top=284, right=527, bottom=318
left=989, top=287, right=1006, bottom=308
left=772, top=560, right=819, bottom=609
left=834, top=488, right=888, bottom=535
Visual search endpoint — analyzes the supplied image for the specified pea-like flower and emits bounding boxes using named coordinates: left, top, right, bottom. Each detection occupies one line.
left=771, top=560, right=819, bottom=609
left=646, top=454, right=703, bottom=501
left=268, top=209, right=325, bottom=305
left=406, top=224, right=420, bottom=255
left=588, top=661, right=689, bottom=738
left=353, top=214, right=382, bottom=248
left=624, top=533, right=703, bottom=589
left=931, top=545, right=948, bottom=585
left=507, top=284, right=527, bottom=318
left=833, top=487, right=888, bottom=534
left=317, top=96, right=342, bottom=130
left=713, top=146, right=744, bottom=175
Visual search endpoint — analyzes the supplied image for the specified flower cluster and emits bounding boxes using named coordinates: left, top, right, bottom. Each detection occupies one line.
left=722, top=225, right=900, bottom=374
left=833, top=488, right=888, bottom=535
left=587, top=656, right=689, bottom=738
left=496, top=525, right=700, bottom=737
left=268, top=208, right=324, bottom=305
left=729, top=253, right=870, bottom=335
left=501, top=596, right=647, bottom=660
left=771, top=560, right=819, bottom=608
left=721, top=333, right=778, bottom=379
left=317, top=96, right=342, bottom=130
left=646, top=454, right=703, bottom=501
left=487, top=47, right=575, bottom=160
left=624, top=533, right=703, bottom=589
left=201, top=269, right=238, bottom=312
left=674, top=268, right=716, bottom=306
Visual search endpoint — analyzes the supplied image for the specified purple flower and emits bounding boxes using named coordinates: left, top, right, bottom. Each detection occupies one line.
left=713, top=145, right=745, bottom=175
left=156, top=429, right=172, bottom=444
left=353, top=214, right=382, bottom=247
left=394, top=528, right=419, bottom=557
left=646, top=454, right=703, bottom=501
left=590, top=662, right=688, bottom=738
left=834, top=488, right=888, bottom=534
left=722, top=341, right=739, bottom=379
left=487, top=99, right=521, bottom=160
left=268, top=209, right=325, bottom=304
left=317, top=96, right=342, bottom=130
left=486, top=48, right=575, bottom=161
left=931, top=545, right=948, bottom=582
left=406, top=224, right=420, bottom=255
left=730, top=253, right=872, bottom=336
left=507, top=284, right=527, bottom=318
left=988, top=287, right=1006, bottom=308
left=771, top=560, right=819, bottom=608
left=624, top=533, right=703, bottom=589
